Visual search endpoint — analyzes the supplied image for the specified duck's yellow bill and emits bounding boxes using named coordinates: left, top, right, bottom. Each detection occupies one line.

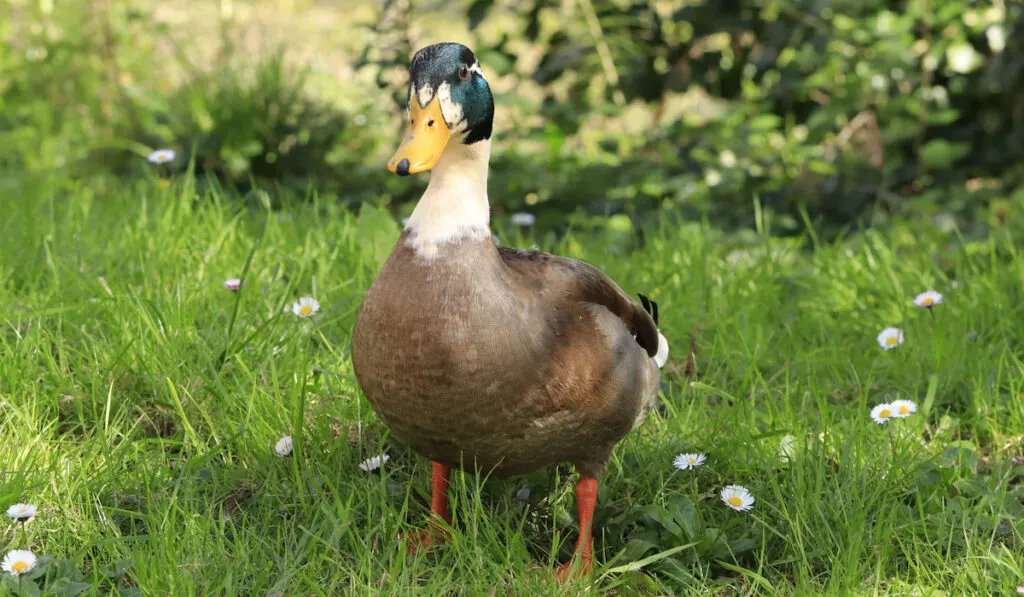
left=387, top=96, right=452, bottom=176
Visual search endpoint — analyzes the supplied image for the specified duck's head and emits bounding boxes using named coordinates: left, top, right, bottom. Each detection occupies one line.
left=387, top=43, right=495, bottom=176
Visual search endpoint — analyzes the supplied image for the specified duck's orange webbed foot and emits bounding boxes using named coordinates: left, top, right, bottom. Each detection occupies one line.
left=555, top=553, right=593, bottom=582
left=400, top=462, right=453, bottom=554
left=555, top=475, right=598, bottom=583
left=399, top=524, right=450, bottom=553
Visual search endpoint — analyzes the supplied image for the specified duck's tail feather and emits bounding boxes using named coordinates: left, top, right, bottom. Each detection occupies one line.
left=654, top=331, right=669, bottom=368
left=638, top=293, right=669, bottom=369
left=637, top=293, right=658, bottom=325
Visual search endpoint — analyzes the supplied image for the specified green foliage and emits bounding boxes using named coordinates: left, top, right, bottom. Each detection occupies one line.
left=607, top=493, right=757, bottom=579
left=4, top=0, right=1024, bottom=235
left=0, top=555, right=134, bottom=596
left=124, top=51, right=380, bottom=197
left=385, top=0, right=1024, bottom=231
left=0, top=0, right=391, bottom=202
left=0, top=0, right=117, bottom=171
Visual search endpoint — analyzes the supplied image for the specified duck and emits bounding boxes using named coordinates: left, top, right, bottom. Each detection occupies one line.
left=350, top=42, right=669, bottom=580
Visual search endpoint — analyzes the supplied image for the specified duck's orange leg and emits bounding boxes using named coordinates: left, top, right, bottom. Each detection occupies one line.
left=401, top=462, right=452, bottom=553
left=556, top=476, right=598, bottom=581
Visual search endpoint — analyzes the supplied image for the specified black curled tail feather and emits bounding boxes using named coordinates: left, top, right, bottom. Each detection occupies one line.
left=637, top=293, right=659, bottom=326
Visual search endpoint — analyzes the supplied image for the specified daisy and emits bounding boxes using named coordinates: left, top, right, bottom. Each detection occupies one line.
left=291, top=297, right=320, bottom=318
left=877, top=327, right=904, bottom=350
left=720, top=485, right=755, bottom=512
left=147, top=149, right=176, bottom=164
left=358, top=453, right=389, bottom=472
left=890, top=399, right=917, bottom=418
left=913, top=290, right=943, bottom=308
left=224, top=278, right=242, bottom=292
left=510, top=212, right=536, bottom=227
left=274, top=435, right=293, bottom=457
left=779, top=435, right=797, bottom=459
left=870, top=403, right=895, bottom=424
left=6, top=503, right=36, bottom=521
left=2, top=550, right=37, bottom=576
left=673, top=453, right=706, bottom=471
left=1017, top=586, right=1023, bottom=594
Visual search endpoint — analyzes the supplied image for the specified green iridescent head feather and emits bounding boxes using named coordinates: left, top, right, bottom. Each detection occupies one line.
left=407, top=42, right=494, bottom=145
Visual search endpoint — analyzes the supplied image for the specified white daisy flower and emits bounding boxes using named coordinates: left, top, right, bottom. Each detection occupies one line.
left=2, top=550, right=37, bottom=576
left=274, top=435, right=293, bottom=457
left=779, top=435, right=797, bottom=459
left=1016, top=586, right=1023, bottom=594
left=720, top=485, right=755, bottom=512
left=147, top=149, right=176, bottom=164
left=913, top=290, right=943, bottom=308
left=877, top=327, right=904, bottom=350
left=870, top=403, right=896, bottom=424
left=673, top=453, right=706, bottom=471
left=510, top=212, right=536, bottom=227
left=291, top=297, right=320, bottom=318
left=890, top=399, right=917, bottom=418
left=224, top=278, right=242, bottom=292
left=358, top=453, right=389, bottom=472
left=6, top=503, right=36, bottom=521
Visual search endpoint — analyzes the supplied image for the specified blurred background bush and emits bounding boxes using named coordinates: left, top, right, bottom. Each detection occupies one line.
left=1, top=0, right=1021, bottom=238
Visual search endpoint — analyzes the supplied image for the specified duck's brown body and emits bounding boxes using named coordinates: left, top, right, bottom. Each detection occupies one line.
left=351, top=232, right=660, bottom=479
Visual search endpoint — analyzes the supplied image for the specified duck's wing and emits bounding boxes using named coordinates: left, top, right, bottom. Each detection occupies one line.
left=497, top=247, right=660, bottom=358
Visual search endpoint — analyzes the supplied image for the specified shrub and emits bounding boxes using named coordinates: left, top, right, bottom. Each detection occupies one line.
left=127, top=51, right=380, bottom=197
left=378, top=0, right=1024, bottom=234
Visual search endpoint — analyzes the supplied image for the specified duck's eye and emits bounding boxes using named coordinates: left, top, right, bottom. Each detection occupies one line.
left=426, top=118, right=435, bottom=128
left=458, top=65, right=470, bottom=81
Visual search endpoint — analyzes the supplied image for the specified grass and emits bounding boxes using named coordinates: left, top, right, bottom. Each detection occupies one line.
left=1, top=172, right=1023, bottom=596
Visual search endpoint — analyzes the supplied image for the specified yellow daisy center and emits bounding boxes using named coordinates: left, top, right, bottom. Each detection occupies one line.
left=727, top=496, right=743, bottom=508
left=898, top=405, right=909, bottom=414
left=922, top=297, right=934, bottom=306
left=12, top=561, right=28, bottom=574
left=689, top=457, right=697, bottom=464
left=885, top=336, right=898, bottom=346
left=879, top=408, right=892, bottom=418
left=299, top=305, right=313, bottom=316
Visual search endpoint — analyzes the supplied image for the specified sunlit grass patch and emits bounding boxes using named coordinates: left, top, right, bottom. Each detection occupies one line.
left=0, top=177, right=1021, bottom=595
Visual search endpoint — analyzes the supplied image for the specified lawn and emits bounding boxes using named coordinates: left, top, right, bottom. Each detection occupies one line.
left=1, top=174, right=1023, bottom=595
